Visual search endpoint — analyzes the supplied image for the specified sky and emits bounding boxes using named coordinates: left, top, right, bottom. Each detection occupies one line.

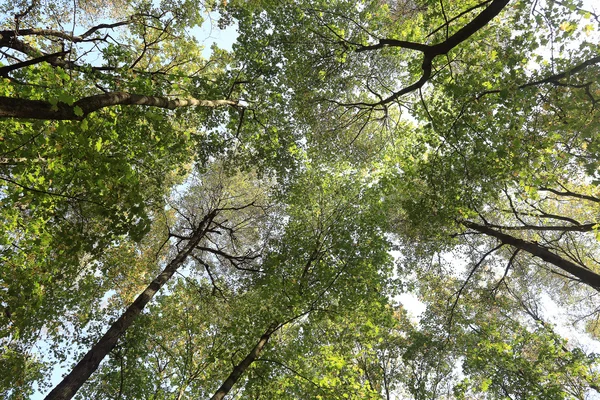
left=193, top=12, right=238, bottom=58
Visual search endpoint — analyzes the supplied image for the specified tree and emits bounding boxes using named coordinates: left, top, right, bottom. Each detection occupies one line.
left=3, top=0, right=600, bottom=398
left=0, top=2, right=255, bottom=391
left=222, top=0, right=600, bottom=397
left=53, top=163, right=397, bottom=399
left=42, top=164, right=273, bottom=400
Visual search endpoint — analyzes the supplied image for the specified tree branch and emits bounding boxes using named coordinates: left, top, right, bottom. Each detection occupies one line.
left=2, top=15, right=135, bottom=43
left=480, top=222, right=598, bottom=232
left=427, top=0, right=493, bottom=39
left=14, top=0, right=38, bottom=31
left=209, top=323, right=279, bottom=400
left=0, top=33, right=42, bottom=57
left=448, top=243, right=504, bottom=327
left=463, top=221, right=600, bottom=290
left=44, top=210, right=218, bottom=400
left=349, top=0, right=510, bottom=107
left=356, top=38, right=429, bottom=53
left=538, top=186, right=600, bottom=204
left=0, top=93, right=240, bottom=120
left=0, top=50, right=69, bottom=76
left=476, top=54, right=600, bottom=99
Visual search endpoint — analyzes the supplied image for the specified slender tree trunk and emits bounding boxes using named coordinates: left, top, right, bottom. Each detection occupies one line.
left=209, top=323, right=279, bottom=400
left=463, top=221, right=600, bottom=290
left=44, top=210, right=218, bottom=400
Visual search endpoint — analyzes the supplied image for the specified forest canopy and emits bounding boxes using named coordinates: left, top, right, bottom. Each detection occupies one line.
left=1, top=0, right=600, bottom=399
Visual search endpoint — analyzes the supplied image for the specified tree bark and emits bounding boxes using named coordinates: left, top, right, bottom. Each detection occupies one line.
left=209, top=323, right=279, bottom=400
left=0, top=93, right=239, bottom=120
left=44, top=210, right=218, bottom=400
left=463, top=221, right=600, bottom=290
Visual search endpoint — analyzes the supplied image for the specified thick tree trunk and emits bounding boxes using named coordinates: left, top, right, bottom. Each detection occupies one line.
left=209, top=323, right=279, bottom=400
left=463, top=221, right=600, bottom=290
left=0, top=93, right=238, bottom=120
left=44, top=210, right=218, bottom=400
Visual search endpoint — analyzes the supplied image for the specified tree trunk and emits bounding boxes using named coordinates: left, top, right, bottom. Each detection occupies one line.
left=209, top=323, right=279, bottom=400
left=463, top=221, right=600, bottom=290
left=44, top=210, right=218, bottom=400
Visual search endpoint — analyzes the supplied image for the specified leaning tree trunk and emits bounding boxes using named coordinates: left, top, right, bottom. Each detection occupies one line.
left=463, top=221, right=600, bottom=290
left=44, top=210, right=218, bottom=400
left=209, top=323, right=279, bottom=400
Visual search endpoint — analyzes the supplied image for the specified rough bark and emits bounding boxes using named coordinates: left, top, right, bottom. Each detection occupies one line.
left=44, top=210, right=218, bottom=400
left=0, top=93, right=239, bottom=120
left=463, top=221, right=600, bottom=290
left=209, top=323, right=279, bottom=400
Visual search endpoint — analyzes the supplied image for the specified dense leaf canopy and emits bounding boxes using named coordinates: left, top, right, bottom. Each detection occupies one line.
left=1, top=0, right=600, bottom=399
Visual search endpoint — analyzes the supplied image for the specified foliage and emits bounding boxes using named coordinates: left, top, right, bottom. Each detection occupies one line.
left=1, top=0, right=600, bottom=399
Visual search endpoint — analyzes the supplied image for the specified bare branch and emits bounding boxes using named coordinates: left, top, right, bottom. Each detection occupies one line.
left=427, top=0, right=493, bottom=39
left=447, top=243, right=504, bottom=327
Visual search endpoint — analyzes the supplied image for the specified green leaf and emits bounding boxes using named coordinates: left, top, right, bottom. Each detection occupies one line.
left=73, top=106, right=84, bottom=117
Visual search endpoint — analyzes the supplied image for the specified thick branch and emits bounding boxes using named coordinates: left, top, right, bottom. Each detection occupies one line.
left=539, top=186, right=600, bottom=204
left=1, top=16, right=133, bottom=43
left=0, top=50, right=69, bottom=76
left=1, top=28, right=87, bottom=43
left=350, top=0, right=510, bottom=107
left=81, top=19, right=135, bottom=38
left=475, top=54, right=600, bottom=100
left=428, top=0, right=509, bottom=57
left=0, top=93, right=239, bottom=120
left=44, top=210, right=218, bottom=400
left=356, top=38, right=428, bottom=53
left=0, top=33, right=41, bottom=57
left=207, top=304, right=328, bottom=400
left=482, top=222, right=598, bottom=232
left=463, top=221, right=600, bottom=290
